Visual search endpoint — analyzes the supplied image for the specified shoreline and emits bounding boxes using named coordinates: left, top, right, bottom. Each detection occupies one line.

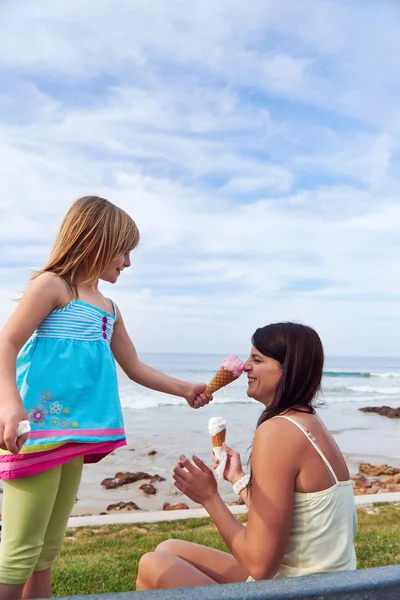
left=69, top=398, right=400, bottom=517
left=69, top=447, right=400, bottom=518
left=68, top=493, right=400, bottom=528
left=70, top=446, right=241, bottom=517
left=1, top=400, right=400, bottom=518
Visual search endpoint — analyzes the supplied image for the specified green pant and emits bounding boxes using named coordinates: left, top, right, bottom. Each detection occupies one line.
left=0, top=457, right=83, bottom=585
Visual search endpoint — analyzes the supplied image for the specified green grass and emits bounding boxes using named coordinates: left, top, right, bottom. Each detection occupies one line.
left=355, top=504, right=400, bottom=569
left=52, top=505, right=400, bottom=597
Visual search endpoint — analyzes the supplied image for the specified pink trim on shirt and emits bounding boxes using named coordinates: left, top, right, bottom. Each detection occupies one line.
left=0, top=440, right=126, bottom=480
left=27, top=428, right=125, bottom=439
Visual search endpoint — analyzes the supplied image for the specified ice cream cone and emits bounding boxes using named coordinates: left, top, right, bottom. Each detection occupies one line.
left=212, top=428, right=226, bottom=448
left=209, top=416, right=227, bottom=449
left=204, top=368, right=237, bottom=395
left=204, top=355, right=244, bottom=395
left=208, top=417, right=228, bottom=482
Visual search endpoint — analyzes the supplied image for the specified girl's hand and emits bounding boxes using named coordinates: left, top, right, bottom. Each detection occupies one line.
left=0, top=400, right=30, bottom=454
left=213, top=443, right=245, bottom=485
left=173, top=454, right=218, bottom=505
left=184, top=383, right=213, bottom=409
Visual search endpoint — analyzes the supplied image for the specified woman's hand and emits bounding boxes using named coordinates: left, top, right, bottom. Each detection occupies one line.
left=173, top=454, right=219, bottom=505
left=213, top=443, right=245, bottom=485
left=184, top=383, right=213, bottom=409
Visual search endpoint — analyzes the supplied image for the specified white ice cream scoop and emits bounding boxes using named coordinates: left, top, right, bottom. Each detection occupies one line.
left=208, top=416, right=226, bottom=437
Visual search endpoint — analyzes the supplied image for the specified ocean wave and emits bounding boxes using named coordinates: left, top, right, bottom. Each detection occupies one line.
left=371, top=372, right=400, bottom=379
left=118, top=375, right=400, bottom=411
left=119, top=390, right=400, bottom=410
left=323, top=371, right=400, bottom=379
left=346, top=386, right=400, bottom=395
left=119, top=392, right=254, bottom=410
left=323, top=371, right=371, bottom=378
left=129, top=369, right=400, bottom=380
left=180, top=370, right=400, bottom=379
left=323, top=384, right=400, bottom=395
left=120, top=395, right=186, bottom=410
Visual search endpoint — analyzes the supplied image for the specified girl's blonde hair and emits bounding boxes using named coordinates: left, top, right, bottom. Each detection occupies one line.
left=32, top=196, right=140, bottom=296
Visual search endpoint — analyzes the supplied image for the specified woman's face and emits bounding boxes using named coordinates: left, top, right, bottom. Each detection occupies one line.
left=244, top=345, right=282, bottom=406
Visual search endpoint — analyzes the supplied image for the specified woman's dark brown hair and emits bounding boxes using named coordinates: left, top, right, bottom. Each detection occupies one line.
left=247, top=322, right=324, bottom=491
left=253, top=322, right=324, bottom=429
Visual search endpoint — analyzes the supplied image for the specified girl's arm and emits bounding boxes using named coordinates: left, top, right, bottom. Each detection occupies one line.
left=111, top=306, right=211, bottom=408
left=0, top=273, right=65, bottom=453
left=174, top=419, right=298, bottom=580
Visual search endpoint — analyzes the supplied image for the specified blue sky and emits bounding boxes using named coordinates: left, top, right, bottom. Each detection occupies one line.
left=0, top=0, right=400, bottom=356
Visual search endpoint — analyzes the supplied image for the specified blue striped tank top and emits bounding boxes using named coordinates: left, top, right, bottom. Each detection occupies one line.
left=0, top=298, right=126, bottom=480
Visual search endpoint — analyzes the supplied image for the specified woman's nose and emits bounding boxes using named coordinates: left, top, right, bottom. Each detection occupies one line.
left=243, top=361, right=251, bottom=372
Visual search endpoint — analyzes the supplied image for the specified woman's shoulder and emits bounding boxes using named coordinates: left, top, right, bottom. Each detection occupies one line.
left=254, top=416, right=296, bottom=446
left=256, top=414, right=300, bottom=434
left=252, top=417, right=304, bottom=474
left=254, top=413, right=315, bottom=449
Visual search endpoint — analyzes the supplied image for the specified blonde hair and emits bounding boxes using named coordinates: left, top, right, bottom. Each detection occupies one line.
left=33, top=196, right=140, bottom=296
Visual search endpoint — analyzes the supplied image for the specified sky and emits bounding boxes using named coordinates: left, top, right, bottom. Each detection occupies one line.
left=0, top=0, right=400, bottom=357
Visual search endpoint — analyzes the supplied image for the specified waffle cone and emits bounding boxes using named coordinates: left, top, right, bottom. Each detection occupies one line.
left=204, top=368, right=238, bottom=395
left=212, top=428, right=226, bottom=448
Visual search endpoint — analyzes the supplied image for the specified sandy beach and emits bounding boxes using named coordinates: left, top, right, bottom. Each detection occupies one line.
left=61, top=398, right=400, bottom=516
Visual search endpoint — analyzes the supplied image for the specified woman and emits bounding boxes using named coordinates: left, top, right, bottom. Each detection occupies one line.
left=136, top=323, right=358, bottom=590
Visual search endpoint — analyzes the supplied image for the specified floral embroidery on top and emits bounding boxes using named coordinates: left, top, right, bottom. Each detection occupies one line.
left=27, top=391, right=78, bottom=430
left=28, top=403, right=49, bottom=427
left=49, top=401, right=62, bottom=414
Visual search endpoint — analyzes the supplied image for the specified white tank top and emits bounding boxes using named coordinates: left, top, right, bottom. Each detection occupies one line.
left=250, top=415, right=358, bottom=581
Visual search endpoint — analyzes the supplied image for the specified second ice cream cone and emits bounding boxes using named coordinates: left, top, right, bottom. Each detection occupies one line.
left=208, top=417, right=228, bottom=482
left=212, top=428, right=226, bottom=448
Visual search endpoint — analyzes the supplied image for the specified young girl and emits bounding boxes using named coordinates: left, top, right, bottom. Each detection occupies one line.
left=0, top=196, right=211, bottom=600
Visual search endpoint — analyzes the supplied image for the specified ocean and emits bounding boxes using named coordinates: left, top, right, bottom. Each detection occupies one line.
left=118, top=353, right=400, bottom=411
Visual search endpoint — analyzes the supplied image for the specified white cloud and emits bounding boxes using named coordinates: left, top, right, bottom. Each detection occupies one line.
left=0, top=0, right=400, bottom=357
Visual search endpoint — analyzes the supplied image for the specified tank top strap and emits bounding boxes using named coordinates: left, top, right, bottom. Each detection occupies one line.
left=108, top=299, right=117, bottom=317
left=60, top=277, right=72, bottom=296
left=274, top=415, right=339, bottom=484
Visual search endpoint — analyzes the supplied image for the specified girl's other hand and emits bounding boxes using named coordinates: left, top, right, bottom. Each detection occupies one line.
left=212, top=443, right=245, bottom=485
left=173, top=454, right=218, bottom=505
left=0, top=401, right=30, bottom=454
left=185, top=382, right=213, bottom=409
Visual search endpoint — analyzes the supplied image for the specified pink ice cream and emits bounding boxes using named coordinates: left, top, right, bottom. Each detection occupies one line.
left=222, top=355, right=244, bottom=377
left=204, top=355, right=244, bottom=396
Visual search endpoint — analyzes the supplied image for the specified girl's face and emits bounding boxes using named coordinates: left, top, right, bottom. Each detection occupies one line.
left=243, top=345, right=282, bottom=406
left=100, top=252, right=131, bottom=283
